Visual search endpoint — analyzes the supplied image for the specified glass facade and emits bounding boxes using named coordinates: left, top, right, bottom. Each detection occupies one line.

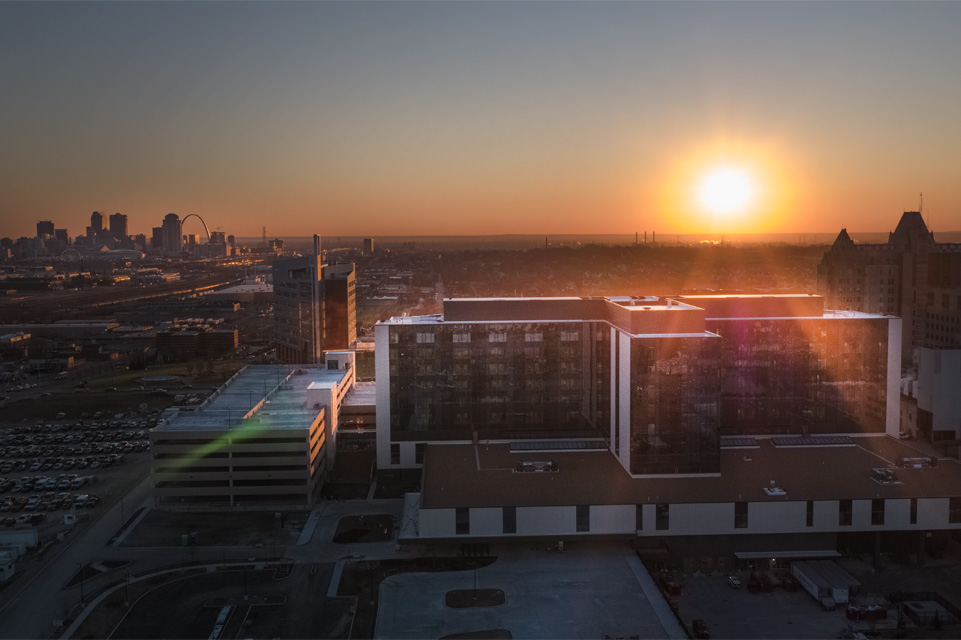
left=708, top=317, right=890, bottom=435
left=388, top=322, right=610, bottom=442
left=628, top=336, right=720, bottom=474
left=380, top=295, right=895, bottom=477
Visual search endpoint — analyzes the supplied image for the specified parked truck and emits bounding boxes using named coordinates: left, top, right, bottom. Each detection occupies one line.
left=792, top=561, right=846, bottom=608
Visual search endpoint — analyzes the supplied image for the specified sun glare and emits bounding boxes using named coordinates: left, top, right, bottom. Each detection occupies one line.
left=697, top=167, right=755, bottom=216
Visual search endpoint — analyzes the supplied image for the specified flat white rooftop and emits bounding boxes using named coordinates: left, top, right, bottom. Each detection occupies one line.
left=155, top=365, right=349, bottom=432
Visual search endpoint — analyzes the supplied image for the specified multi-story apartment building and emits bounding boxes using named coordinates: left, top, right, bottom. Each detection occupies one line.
left=818, top=210, right=961, bottom=360
left=322, top=262, right=357, bottom=350
left=273, top=236, right=356, bottom=364
left=376, top=294, right=900, bottom=476
left=372, top=295, right=961, bottom=566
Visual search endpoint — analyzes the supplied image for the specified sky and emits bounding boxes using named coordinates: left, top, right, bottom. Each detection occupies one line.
left=2, top=1, right=960, bottom=239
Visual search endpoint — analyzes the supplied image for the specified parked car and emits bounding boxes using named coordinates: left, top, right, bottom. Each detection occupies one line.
left=728, top=575, right=742, bottom=589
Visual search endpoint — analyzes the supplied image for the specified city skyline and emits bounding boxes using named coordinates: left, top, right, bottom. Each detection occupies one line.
left=2, top=1, right=961, bottom=238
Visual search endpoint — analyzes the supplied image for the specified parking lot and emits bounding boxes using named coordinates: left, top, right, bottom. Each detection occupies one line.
left=674, top=572, right=853, bottom=639
left=0, top=408, right=159, bottom=537
left=673, top=561, right=961, bottom=639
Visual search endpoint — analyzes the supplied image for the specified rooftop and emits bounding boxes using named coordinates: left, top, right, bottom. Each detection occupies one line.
left=420, top=436, right=961, bottom=509
left=155, top=364, right=350, bottom=432
left=343, top=381, right=376, bottom=406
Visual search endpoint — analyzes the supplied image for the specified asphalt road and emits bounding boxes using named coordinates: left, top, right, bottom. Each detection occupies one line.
left=0, top=492, right=407, bottom=639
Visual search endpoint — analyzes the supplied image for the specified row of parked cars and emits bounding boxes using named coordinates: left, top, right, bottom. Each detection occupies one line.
left=1, top=452, right=129, bottom=474
left=1, top=417, right=152, bottom=477
left=1, top=490, right=101, bottom=518
left=1, top=473, right=96, bottom=496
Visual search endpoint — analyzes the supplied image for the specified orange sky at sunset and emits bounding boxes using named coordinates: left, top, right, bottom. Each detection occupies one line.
left=1, top=2, right=959, bottom=238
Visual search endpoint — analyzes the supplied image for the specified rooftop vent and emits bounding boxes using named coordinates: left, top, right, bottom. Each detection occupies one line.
left=872, top=468, right=897, bottom=484
left=763, top=480, right=787, bottom=496
left=896, top=456, right=937, bottom=469
left=514, top=460, right=557, bottom=473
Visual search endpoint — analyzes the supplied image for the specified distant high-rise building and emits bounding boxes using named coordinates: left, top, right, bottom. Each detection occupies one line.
left=90, top=211, right=105, bottom=233
left=210, top=231, right=226, bottom=245
left=151, top=227, right=164, bottom=251
left=363, top=237, right=374, bottom=256
left=273, top=253, right=324, bottom=364
left=161, top=213, right=182, bottom=257
left=36, top=221, right=54, bottom=238
left=54, top=229, right=69, bottom=245
left=109, top=212, right=128, bottom=239
left=323, top=263, right=357, bottom=350
left=819, top=210, right=961, bottom=361
left=273, top=234, right=357, bottom=363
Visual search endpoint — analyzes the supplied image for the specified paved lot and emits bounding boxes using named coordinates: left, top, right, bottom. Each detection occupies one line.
left=121, top=509, right=306, bottom=548
left=105, top=564, right=352, bottom=639
left=376, top=543, right=674, bottom=640
left=675, top=572, right=852, bottom=639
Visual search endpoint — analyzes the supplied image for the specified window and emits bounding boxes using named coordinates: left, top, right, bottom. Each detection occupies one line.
left=416, top=332, right=434, bottom=344
left=734, top=502, right=748, bottom=529
left=503, top=506, right=516, bottom=534
left=560, top=331, right=580, bottom=342
left=635, top=505, right=644, bottom=531
left=806, top=500, right=815, bottom=527
left=656, top=503, right=670, bottom=531
left=389, top=332, right=399, bottom=344
left=950, top=497, right=961, bottom=524
left=456, top=507, right=470, bottom=535
left=839, top=499, right=853, bottom=526
left=488, top=332, right=507, bottom=343
left=576, top=505, right=590, bottom=532
left=390, top=443, right=400, bottom=465
left=524, top=332, right=543, bottom=343
left=415, top=443, right=425, bottom=464
left=453, top=333, right=471, bottom=343
left=910, top=498, right=918, bottom=525
left=871, top=499, right=885, bottom=526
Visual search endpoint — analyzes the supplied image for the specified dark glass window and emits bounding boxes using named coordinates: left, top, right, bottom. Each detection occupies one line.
left=415, top=443, right=425, bottom=464
left=576, top=505, right=590, bottom=532
left=656, top=503, right=670, bottom=531
left=503, top=506, right=516, bottom=534
left=806, top=500, right=814, bottom=527
left=456, top=507, right=470, bottom=535
left=390, top=443, right=400, bottom=465
left=635, top=504, right=643, bottom=531
left=910, top=498, right=918, bottom=525
left=871, top=499, right=885, bottom=526
left=734, top=502, right=748, bottom=529
left=839, top=499, right=853, bottom=526
left=950, top=497, right=961, bottom=524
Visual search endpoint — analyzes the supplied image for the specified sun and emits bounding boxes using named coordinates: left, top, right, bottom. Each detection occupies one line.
left=697, top=167, right=755, bottom=216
